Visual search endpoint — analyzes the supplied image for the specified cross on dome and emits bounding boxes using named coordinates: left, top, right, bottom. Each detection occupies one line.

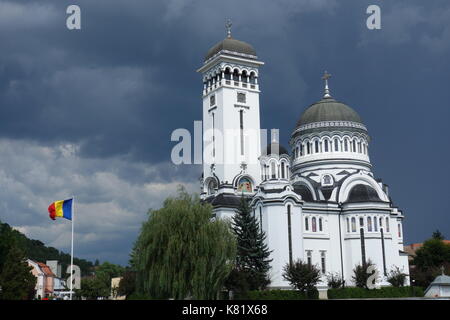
left=322, top=70, right=332, bottom=98
left=226, top=19, right=232, bottom=38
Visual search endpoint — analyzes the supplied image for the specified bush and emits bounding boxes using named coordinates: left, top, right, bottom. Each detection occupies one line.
left=326, top=272, right=344, bottom=289
left=235, top=289, right=319, bottom=300
left=387, top=266, right=407, bottom=287
left=282, top=259, right=321, bottom=293
left=352, top=259, right=379, bottom=288
left=327, top=286, right=424, bottom=299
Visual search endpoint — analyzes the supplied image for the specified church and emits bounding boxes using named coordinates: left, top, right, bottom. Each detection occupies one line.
left=197, top=26, right=410, bottom=289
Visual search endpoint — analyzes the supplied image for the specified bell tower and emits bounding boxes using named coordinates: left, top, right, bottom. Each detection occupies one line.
left=198, top=21, right=264, bottom=198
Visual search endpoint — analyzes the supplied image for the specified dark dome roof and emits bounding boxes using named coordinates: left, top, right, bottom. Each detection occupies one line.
left=347, top=184, right=381, bottom=202
left=264, top=142, right=289, bottom=156
left=297, top=97, right=363, bottom=127
left=205, top=37, right=257, bottom=61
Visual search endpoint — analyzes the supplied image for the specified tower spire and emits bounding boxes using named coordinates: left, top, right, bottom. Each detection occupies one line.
left=226, top=19, right=232, bottom=38
left=322, top=71, right=332, bottom=98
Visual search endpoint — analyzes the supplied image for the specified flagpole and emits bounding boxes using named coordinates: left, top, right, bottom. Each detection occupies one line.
left=70, top=196, right=74, bottom=300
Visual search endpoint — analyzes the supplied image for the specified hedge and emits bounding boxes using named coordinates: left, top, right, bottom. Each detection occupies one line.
left=234, top=289, right=319, bottom=300
left=327, top=286, right=424, bottom=299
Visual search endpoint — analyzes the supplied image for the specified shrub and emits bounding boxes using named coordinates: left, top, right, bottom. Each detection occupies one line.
left=282, top=259, right=321, bottom=293
left=386, top=266, right=407, bottom=287
left=327, top=286, right=424, bottom=299
left=235, top=289, right=319, bottom=300
left=326, top=272, right=344, bottom=289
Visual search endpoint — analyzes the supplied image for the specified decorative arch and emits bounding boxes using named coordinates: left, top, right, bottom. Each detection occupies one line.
left=233, top=174, right=255, bottom=193
left=338, top=173, right=389, bottom=203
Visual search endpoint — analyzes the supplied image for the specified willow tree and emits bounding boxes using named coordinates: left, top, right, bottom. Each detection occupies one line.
left=133, top=188, right=236, bottom=299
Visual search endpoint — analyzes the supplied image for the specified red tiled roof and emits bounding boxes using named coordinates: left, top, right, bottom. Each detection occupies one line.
left=37, top=262, right=56, bottom=277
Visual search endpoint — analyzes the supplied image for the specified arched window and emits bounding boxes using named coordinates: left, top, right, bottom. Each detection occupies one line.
left=237, top=177, right=252, bottom=193
left=224, top=68, right=231, bottom=80
left=232, top=69, right=239, bottom=82
left=207, top=179, right=217, bottom=195
left=334, top=138, right=339, bottom=151
left=367, top=217, right=372, bottom=232
left=312, top=217, right=317, bottom=232
left=299, top=144, right=302, bottom=156
left=324, top=140, right=329, bottom=152
left=307, top=142, right=311, bottom=154
left=319, top=218, right=323, bottom=232
left=386, top=217, right=390, bottom=232
left=351, top=217, right=356, bottom=232
left=271, top=162, right=276, bottom=179
left=398, top=224, right=402, bottom=238
left=346, top=218, right=350, bottom=233
left=374, top=217, right=378, bottom=231
left=286, top=165, right=290, bottom=179
left=379, top=217, right=383, bottom=228
left=359, top=217, right=364, bottom=227
left=281, top=162, right=286, bottom=179
left=305, top=217, right=309, bottom=231
left=315, top=140, right=319, bottom=153
left=352, top=140, right=356, bottom=152
left=344, top=139, right=349, bottom=152
left=358, top=141, right=362, bottom=153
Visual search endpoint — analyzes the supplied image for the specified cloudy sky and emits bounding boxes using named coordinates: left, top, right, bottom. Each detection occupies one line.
left=0, top=0, right=449, bottom=265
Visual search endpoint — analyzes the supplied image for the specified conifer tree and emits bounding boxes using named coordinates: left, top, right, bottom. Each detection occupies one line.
left=230, top=196, right=272, bottom=291
left=0, top=245, right=36, bottom=300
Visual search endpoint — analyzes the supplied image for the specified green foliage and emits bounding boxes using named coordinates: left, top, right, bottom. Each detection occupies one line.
left=327, top=286, right=424, bottom=299
left=432, top=230, right=444, bottom=240
left=282, top=259, right=321, bottom=293
left=413, top=238, right=450, bottom=270
left=118, top=270, right=136, bottom=297
left=133, top=188, right=236, bottom=299
left=411, top=262, right=450, bottom=288
left=235, top=289, right=318, bottom=300
left=229, top=197, right=272, bottom=292
left=326, top=272, right=344, bottom=289
left=0, top=245, right=36, bottom=300
left=352, top=259, right=379, bottom=289
left=95, top=261, right=124, bottom=290
left=0, top=220, right=94, bottom=276
left=386, top=266, right=407, bottom=287
left=76, top=276, right=110, bottom=300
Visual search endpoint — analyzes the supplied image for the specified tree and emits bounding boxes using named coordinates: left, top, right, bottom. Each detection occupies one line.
left=413, top=238, right=450, bottom=270
left=133, top=188, right=236, bottom=299
left=352, top=259, right=379, bottom=289
left=229, top=197, right=272, bottom=292
left=76, top=277, right=109, bottom=300
left=326, top=272, right=344, bottom=289
left=386, top=266, right=407, bottom=287
left=95, top=261, right=124, bottom=290
left=118, top=270, right=136, bottom=298
left=282, top=259, right=321, bottom=294
left=0, top=245, right=36, bottom=300
left=432, top=230, right=444, bottom=240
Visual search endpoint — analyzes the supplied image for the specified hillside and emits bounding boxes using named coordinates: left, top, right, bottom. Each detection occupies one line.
left=0, top=220, right=94, bottom=276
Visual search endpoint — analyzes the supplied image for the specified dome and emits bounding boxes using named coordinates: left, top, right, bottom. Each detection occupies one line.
left=347, top=184, right=381, bottom=202
left=264, top=142, right=289, bottom=156
left=296, top=97, right=363, bottom=128
left=205, top=37, right=257, bottom=61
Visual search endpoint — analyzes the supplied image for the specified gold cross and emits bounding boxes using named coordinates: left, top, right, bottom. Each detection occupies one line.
left=322, top=71, right=331, bottom=81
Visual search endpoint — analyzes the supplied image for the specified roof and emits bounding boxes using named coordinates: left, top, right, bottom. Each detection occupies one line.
left=430, top=275, right=450, bottom=285
left=37, top=262, right=56, bottom=277
left=293, top=185, right=314, bottom=202
left=206, top=193, right=243, bottom=208
left=296, top=97, right=363, bottom=128
left=205, top=37, right=257, bottom=61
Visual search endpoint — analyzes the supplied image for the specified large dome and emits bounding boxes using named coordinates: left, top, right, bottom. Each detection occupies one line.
left=205, top=37, right=257, bottom=61
left=296, top=97, right=363, bottom=128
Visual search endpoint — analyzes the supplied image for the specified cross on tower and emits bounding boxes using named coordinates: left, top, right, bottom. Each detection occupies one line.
left=322, top=70, right=332, bottom=98
left=226, top=19, right=232, bottom=38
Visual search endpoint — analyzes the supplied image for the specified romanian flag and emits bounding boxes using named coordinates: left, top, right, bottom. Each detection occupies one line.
left=48, top=198, right=73, bottom=221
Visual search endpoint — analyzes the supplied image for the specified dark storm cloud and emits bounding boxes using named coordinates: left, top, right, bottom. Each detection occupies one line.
left=0, top=0, right=449, bottom=264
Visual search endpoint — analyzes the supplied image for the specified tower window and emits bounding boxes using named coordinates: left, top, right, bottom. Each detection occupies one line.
left=305, top=217, right=309, bottom=231
left=237, top=92, right=246, bottom=103
left=352, top=140, right=356, bottom=152
left=360, top=217, right=364, bottom=227
left=271, top=162, right=276, bottom=179
left=324, top=140, right=329, bottom=152
left=210, top=94, right=215, bottom=106
left=334, top=138, right=339, bottom=151
left=346, top=218, right=350, bottom=233
left=367, top=217, right=372, bottom=232
left=312, top=217, right=317, bottom=232
left=398, top=223, right=402, bottom=238
left=351, top=217, right=356, bottom=232
left=306, top=250, right=312, bottom=266
left=315, top=140, right=319, bottom=153
left=281, top=162, right=286, bottom=179
left=386, top=217, right=390, bottom=232
left=307, top=143, right=311, bottom=154
left=207, top=179, right=217, bottom=195
left=319, top=218, right=323, bottom=232
left=239, top=110, right=244, bottom=155
left=374, top=217, right=378, bottom=231
left=344, top=139, right=349, bottom=152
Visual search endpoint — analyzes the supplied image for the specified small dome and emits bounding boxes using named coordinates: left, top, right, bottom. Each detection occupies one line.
left=263, top=142, right=289, bottom=156
left=296, top=97, right=363, bottom=128
left=205, top=37, right=257, bottom=61
left=347, top=184, right=381, bottom=202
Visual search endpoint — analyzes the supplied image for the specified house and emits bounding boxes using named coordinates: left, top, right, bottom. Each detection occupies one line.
left=27, top=260, right=56, bottom=299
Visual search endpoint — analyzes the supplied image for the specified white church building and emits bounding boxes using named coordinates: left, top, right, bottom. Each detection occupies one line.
left=197, top=27, right=410, bottom=289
